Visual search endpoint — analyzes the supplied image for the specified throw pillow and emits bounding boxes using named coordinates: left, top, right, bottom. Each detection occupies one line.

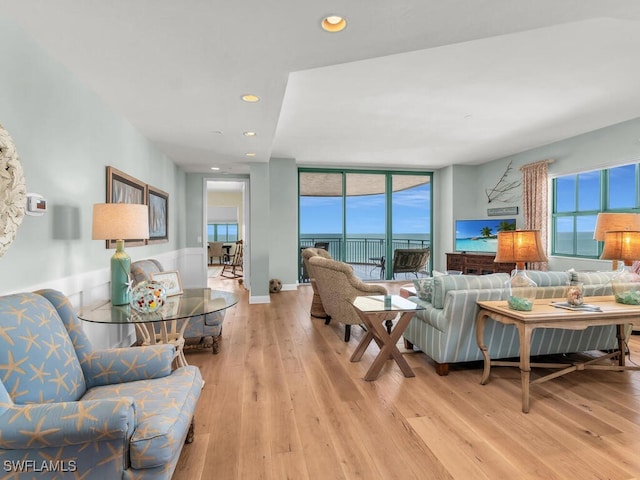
left=413, top=277, right=433, bottom=302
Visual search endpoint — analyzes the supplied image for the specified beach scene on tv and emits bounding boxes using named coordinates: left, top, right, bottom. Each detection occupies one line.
left=455, top=219, right=516, bottom=253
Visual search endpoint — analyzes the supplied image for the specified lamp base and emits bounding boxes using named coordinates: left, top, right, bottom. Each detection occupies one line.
left=507, top=269, right=537, bottom=311
left=611, top=265, right=640, bottom=305
left=111, top=240, right=132, bottom=306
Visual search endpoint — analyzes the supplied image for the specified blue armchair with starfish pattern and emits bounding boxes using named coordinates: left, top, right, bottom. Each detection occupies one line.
left=0, top=289, right=202, bottom=479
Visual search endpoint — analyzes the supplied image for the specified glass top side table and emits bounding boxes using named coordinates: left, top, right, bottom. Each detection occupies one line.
left=350, top=294, right=424, bottom=381
left=78, top=288, right=238, bottom=367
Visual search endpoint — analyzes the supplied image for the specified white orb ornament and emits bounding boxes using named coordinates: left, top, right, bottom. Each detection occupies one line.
left=0, top=123, right=27, bottom=258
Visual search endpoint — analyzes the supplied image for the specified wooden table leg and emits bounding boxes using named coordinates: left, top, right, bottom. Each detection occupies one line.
left=361, top=311, right=415, bottom=381
left=476, top=310, right=491, bottom=384
left=518, top=325, right=533, bottom=413
left=351, top=328, right=375, bottom=362
left=617, top=324, right=626, bottom=367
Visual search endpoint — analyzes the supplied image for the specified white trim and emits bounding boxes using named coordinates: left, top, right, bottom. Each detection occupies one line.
left=249, top=295, right=270, bottom=304
left=281, top=283, right=297, bottom=291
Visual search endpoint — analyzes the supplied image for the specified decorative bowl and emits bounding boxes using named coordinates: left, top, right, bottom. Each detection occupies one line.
left=130, top=281, right=167, bottom=313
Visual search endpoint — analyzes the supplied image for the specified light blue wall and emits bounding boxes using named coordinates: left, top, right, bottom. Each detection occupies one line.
left=0, top=14, right=185, bottom=294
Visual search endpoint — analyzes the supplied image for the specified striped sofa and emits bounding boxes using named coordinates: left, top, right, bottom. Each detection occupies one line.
left=403, top=270, right=620, bottom=376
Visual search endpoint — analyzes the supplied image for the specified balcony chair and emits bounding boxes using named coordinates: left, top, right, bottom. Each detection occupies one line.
left=309, top=256, right=396, bottom=342
left=131, top=259, right=225, bottom=353
left=301, top=247, right=333, bottom=319
left=0, top=289, right=202, bottom=479
left=391, top=248, right=430, bottom=279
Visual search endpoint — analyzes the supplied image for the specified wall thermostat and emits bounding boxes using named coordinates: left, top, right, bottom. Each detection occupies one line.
left=26, top=193, right=47, bottom=216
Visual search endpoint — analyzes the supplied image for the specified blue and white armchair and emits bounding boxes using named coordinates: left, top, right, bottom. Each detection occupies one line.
left=0, top=289, right=202, bottom=479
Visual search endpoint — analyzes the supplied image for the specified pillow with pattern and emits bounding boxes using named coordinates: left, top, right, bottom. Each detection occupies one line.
left=413, top=277, right=433, bottom=302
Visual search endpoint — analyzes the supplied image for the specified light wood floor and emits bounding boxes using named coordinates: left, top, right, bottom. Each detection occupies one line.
left=174, top=276, right=640, bottom=480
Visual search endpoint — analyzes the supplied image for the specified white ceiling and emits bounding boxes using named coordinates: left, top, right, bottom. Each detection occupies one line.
left=3, top=1, right=640, bottom=174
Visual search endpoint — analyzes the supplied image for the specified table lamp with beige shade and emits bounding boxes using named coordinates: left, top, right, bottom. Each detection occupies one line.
left=92, top=203, right=149, bottom=305
left=600, top=230, right=640, bottom=304
left=494, top=230, right=548, bottom=311
left=593, top=213, right=640, bottom=270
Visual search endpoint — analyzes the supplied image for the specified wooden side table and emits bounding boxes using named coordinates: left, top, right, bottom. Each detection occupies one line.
left=350, top=295, right=424, bottom=381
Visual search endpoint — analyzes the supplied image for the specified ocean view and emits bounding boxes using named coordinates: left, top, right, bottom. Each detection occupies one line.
left=300, top=233, right=430, bottom=264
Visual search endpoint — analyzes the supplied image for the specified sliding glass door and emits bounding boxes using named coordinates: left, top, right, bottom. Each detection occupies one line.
left=345, top=173, right=387, bottom=276
left=391, top=173, right=431, bottom=257
left=299, top=169, right=432, bottom=281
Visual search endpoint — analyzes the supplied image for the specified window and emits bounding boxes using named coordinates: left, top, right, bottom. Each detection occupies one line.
left=208, top=223, right=238, bottom=242
left=552, top=163, right=640, bottom=258
left=299, top=169, right=432, bottom=281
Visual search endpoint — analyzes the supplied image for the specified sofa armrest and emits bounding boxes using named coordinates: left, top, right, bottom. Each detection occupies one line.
left=0, top=398, right=135, bottom=449
left=81, top=344, right=175, bottom=388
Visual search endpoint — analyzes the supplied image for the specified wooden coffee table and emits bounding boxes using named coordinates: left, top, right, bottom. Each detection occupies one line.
left=476, top=296, right=640, bottom=412
left=350, top=295, right=424, bottom=381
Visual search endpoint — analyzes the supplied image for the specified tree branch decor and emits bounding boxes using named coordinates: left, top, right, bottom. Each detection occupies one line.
left=0, top=123, right=26, bottom=258
left=485, top=160, right=521, bottom=204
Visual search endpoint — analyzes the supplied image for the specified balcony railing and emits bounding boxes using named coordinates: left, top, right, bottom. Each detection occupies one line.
left=300, top=236, right=430, bottom=281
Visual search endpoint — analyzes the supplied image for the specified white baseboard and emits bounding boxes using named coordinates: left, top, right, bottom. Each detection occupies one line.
left=281, top=283, right=297, bottom=291
left=249, top=295, right=270, bottom=304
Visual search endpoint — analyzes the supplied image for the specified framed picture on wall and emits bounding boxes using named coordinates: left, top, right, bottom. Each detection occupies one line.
left=105, top=166, right=147, bottom=248
left=147, top=185, right=169, bottom=244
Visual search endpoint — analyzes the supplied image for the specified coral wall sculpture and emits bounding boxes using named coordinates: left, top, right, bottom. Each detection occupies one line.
left=0, top=123, right=26, bottom=258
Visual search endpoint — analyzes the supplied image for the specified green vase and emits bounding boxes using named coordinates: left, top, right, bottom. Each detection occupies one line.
left=111, top=240, right=131, bottom=305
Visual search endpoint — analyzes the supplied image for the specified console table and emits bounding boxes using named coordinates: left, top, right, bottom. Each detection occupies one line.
left=476, top=296, right=640, bottom=413
left=446, top=252, right=514, bottom=275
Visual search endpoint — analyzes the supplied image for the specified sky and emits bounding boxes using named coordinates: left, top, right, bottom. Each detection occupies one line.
left=300, top=183, right=431, bottom=235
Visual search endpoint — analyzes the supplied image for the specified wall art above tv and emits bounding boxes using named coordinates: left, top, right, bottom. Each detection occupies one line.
left=455, top=218, right=516, bottom=253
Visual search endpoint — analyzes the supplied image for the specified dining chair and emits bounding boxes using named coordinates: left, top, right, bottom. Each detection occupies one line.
left=222, top=240, right=244, bottom=278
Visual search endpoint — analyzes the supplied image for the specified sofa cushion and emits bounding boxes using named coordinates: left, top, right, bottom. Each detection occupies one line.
left=570, top=270, right=617, bottom=285
left=82, top=365, right=202, bottom=469
left=0, top=293, right=86, bottom=404
left=432, top=273, right=509, bottom=309
left=524, top=270, right=570, bottom=287
left=413, top=278, right=433, bottom=302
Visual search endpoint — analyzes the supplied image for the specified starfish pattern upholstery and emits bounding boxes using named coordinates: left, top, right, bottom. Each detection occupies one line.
left=0, top=289, right=202, bottom=479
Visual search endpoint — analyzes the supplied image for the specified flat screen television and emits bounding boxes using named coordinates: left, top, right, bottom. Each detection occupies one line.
left=455, top=218, right=517, bottom=253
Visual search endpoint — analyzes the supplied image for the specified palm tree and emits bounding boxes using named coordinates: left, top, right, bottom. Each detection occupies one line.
left=480, top=226, right=493, bottom=238
left=497, top=220, right=516, bottom=232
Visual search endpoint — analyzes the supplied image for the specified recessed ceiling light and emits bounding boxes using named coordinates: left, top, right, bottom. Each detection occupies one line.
left=245, top=153, right=256, bottom=157
left=321, top=15, right=347, bottom=32
left=243, top=131, right=257, bottom=137
left=241, top=94, right=260, bottom=103
left=210, top=167, right=220, bottom=170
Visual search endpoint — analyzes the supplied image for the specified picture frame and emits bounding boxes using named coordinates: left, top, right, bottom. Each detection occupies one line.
left=147, top=185, right=169, bottom=244
left=106, top=166, right=147, bottom=248
left=151, top=270, right=183, bottom=296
